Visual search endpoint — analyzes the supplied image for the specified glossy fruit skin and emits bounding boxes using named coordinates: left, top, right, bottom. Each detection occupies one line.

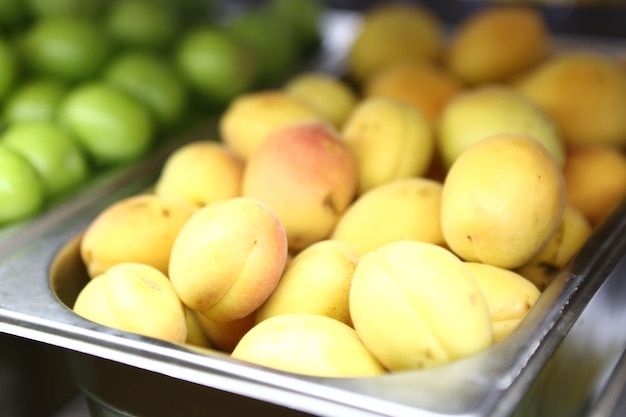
left=1, top=121, right=89, bottom=197
left=175, top=26, right=259, bottom=107
left=0, top=36, right=17, bottom=103
left=27, top=0, right=105, bottom=17
left=2, top=78, right=67, bottom=125
left=73, top=262, right=188, bottom=344
left=105, top=0, right=179, bottom=51
left=267, top=0, right=323, bottom=54
left=349, top=241, right=493, bottom=371
left=227, top=9, right=299, bottom=86
left=441, top=134, right=566, bottom=269
left=104, top=51, right=188, bottom=129
left=20, top=15, right=112, bottom=82
left=0, top=0, right=28, bottom=30
left=0, top=143, right=45, bottom=225
left=169, top=197, right=288, bottom=322
left=58, top=82, right=154, bottom=165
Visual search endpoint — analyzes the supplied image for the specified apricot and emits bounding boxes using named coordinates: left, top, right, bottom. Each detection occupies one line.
left=437, top=84, right=565, bottom=170
left=332, top=177, right=444, bottom=254
left=255, top=239, right=361, bottom=326
left=80, top=194, right=193, bottom=278
left=563, top=145, right=626, bottom=227
left=342, top=97, right=434, bottom=195
left=516, top=51, right=626, bottom=147
left=242, top=122, right=357, bottom=253
left=219, top=90, right=324, bottom=160
left=194, top=311, right=256, bottom=353
left=169, top=197, right=288, bottom=322
left=184, top=307, right=212, bottom=348
left=284, top=72, right=359, bottom=128
left=347, top=3, right=444, bottom=82
left=154, top=140, right=244, bottom=210
left=231, top=313, right=386, bottom=377
left=364, top=59, right=464, bottom=125
left=73, top=262, right=187, bottom=344
left=465, top=262, right=541, bottom=342
left=349, top=241, right=493, bottom=371
left=441, top=134, right=566, bottom=269
left=447, top=6, right=548, bottom=85
left=516, top=204, right=592, bottom=291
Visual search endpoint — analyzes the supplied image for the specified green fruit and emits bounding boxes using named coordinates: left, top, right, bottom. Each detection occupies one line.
left=175, top=26, right=258, bottom=107
left=0, top=0, right=28, bottom=30
left=267, top=0, right=323, bottom=53
left=175, top=0, right=215, bottom=24
left=2, top=78, right=67, bottom=124
left=27, top=0, right=104, bottom=17
left=0, top=36, right=17, bottom=103
left=104, top=51, right=188, bottom=129
left=58, top=82, right=154, bottom=165
left=105, top=0, right=179, bottom=50
left=227, top=9, right=299, bottom=85
left=20, top=15, right=112, bottom=82
left=0, top=143, right=45, bottom=224
left=1, top=121, right=89, bottom=197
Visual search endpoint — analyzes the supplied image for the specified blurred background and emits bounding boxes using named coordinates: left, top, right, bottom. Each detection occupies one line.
left=327, top=0, right=626, bottom=38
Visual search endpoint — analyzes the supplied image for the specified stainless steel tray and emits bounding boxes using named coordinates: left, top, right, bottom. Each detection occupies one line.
left=0, top=127, right=625, bottom=417
left=1, top=9, right=626, bottom=417
left=514, top=253, right=626, bottom=417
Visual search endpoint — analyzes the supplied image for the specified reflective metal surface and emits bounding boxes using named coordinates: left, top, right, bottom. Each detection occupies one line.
left=514, top=255, right=626, bottom=417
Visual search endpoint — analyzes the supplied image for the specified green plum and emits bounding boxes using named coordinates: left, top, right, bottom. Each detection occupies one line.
left=2, top=78, right=67, bottom=124
left=103, top=51, right=188, bottom=129
left=0, top=35, right=17, bottom=103
left=175, top=26, right=259, bottom=107
left=175, top=0, right=216, bottom=24
left=58, top=82, right=155, bottom=165
left=20, top=15, right=112, bottom=82
left=267, top=0, right=323, bottom=54
left=0, top=143, right=45, bottom=225
left=0, top=0, right=28, bottom=31
left=227, top=9, right=299, bottom=86
left=26, top=0, right=105, bottom=17
left=105, top=0, right=179, bottom=51
left=1, top=121, right=89, bottom=197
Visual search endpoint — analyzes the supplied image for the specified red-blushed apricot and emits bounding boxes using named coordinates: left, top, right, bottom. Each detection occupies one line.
left=242, top=121, right=357, bottom=253
left=169, top=197, right=288, bottom=322
left=219, top=90, right=324, bottom=160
